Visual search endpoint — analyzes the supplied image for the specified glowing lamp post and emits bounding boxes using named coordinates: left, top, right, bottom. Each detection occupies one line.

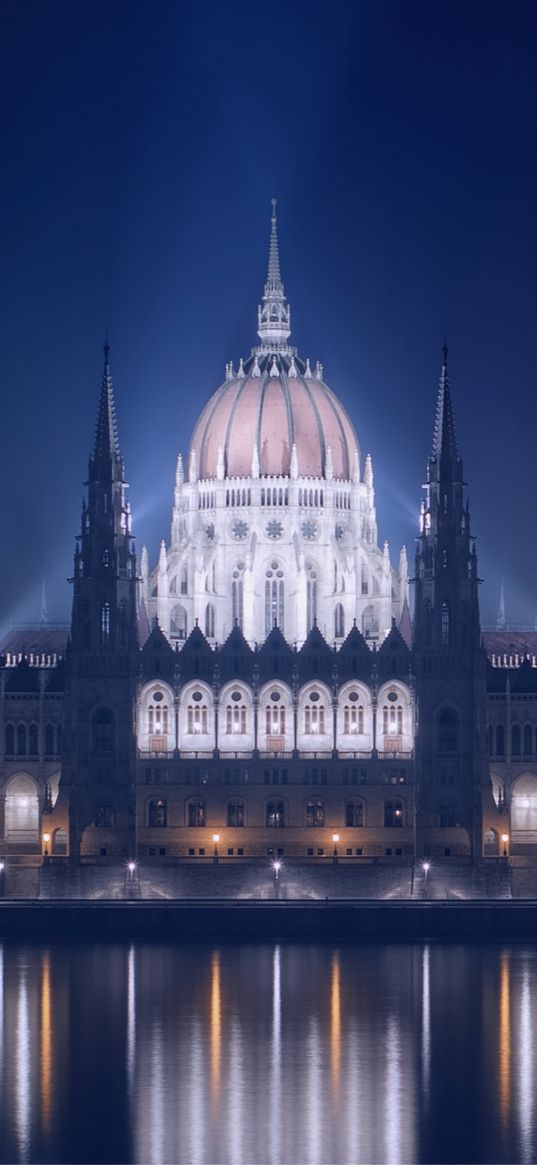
left=273, top=859, right=281, bottom=882
left=501, top=833, right=509, bottom=858
left=332, top=833, right=340, bottom=862
left=422, top=861, right=430, bottom=898
left=213, top=833, right=220, bottom=863
left=42, top=832, right=50, bottom=858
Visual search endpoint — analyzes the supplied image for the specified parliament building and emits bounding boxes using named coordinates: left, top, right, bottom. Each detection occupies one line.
left=0, top=206, right=533, bottom=889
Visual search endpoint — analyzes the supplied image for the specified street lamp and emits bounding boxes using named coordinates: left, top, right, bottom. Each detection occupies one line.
left=42, top=832, right=50, bottom=858
left=273, top=859, right=281, bottom=881
left=213, top=833, right=220, bottom=863
left=422, top=860, right=430, bottom=897
left=332, top=833, right=340, bottom=862
left=501, top=833, right=509, bottom=858
left=127, top=861, right=136, bottom=875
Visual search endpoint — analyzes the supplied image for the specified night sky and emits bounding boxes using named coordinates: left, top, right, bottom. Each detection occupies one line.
left=1, top=0, right=537, bottom=634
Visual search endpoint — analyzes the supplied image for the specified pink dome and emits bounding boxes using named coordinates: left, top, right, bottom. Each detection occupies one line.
left=189, top=353, right=359, bottom=480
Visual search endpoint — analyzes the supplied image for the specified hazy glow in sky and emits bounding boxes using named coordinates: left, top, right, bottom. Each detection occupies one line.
left=1, top=0, right=537, bottom=627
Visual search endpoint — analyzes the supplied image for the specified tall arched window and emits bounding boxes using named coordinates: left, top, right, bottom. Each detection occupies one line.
left=495, top=723, right=505, bottom=758
left=45, top=724, right=55, bottom=757
left=205, top=603, right=215, bottom=639
left=5, top=724, right=14, bottom=756
left=306, top=799, right=325, bottom=827
left=343, top=698, right=364, bottom=735
left=101, top=601, right=110, bottom=646
left=512, top=724, right=521, bottom=757
left=266, top=800, right=285, bottom=827
left=304, top=693, right=325, bottom=735
left=265, top=562, right=284, bottom=635
left=180, top=565, right=188, bottom=595
left=5, top=775, right=39, bottom=842
left=232, top=563, right=244, bottom=628
left=92, top=708, right=115, bottom=754
left=438, top=708, right=458, bottom=753
left=384, top=799, right=404, bottom=827
left=345, top=799, right=364, bottom=827
left=334, top=603, right=345, bottom=639
left=441, top=602, right=450, bottom=646
left=265, top=695, right=286, bottom=737
left=170, top=604, right=187, bottom=640
left=148, top=799, right=167, bottom=827
left=187, top=799, right=205, bottom=827
left=524, top=724, right=533, bottom=758
left=306, top=562, right=317, bottom=632
left=148, top=690, right=170, bottom=742
left=17, top=724, right=27, bottom=756
left=187, top=692, right=208, bottom=734
left=228, top=799, right=245, bottom=827
left=226, top=693, right=247, bottom=734
left=29, top=724, right=38, bottom=757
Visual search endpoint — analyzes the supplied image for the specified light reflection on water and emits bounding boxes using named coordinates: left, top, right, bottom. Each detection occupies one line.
left=0, top=942, right=536, bottom=1163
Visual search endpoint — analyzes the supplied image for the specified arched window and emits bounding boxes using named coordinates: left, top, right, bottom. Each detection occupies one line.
left=45, top=724, right=55, bottom=757
left=306, top=799, right=325, bottom=827
left=265, top=562, right=284, bottom=635
left=226, top=692, right=247, bottom=734
left=188, top=799, right=205, bottom=827
left=382, top=701, right=403, bottom=737
left=438, top=708, right=458, bottom=753
left=95, top=803, right=114, bottom=827
left=266, top=800, right=285, bottom=827
left=148, top=799, right=167, bottom=827
left=29, top=724, right=38, bottom=757
left=306, top=562, right=317, bottom=632
left=524, top=724, right=533, bottom=758
left=205, top=603, right=215, bottom=639
left=362, top=605, right=379, bottom=639
left=57, top=724, right=63, bottom=755
left=187, top=691, right=209, bottom=734
left=265, top=695, right=286, bottom=737
left=304, top=690, right=326, bottom=735
left=101, top=601, right=110, bottom=646
left=384, top=799, right=404, bottom=827
left=512, top=724, right=521, bottom=757
left=227, top=799, right=245, bottom=827
left=343, top=698, right=364, bottom=735
left=5, top=724, right=14, bottom=756
left=488, top=724, right=493, bottom=756
left=148, top=690, right=170, bottom=740
left=5, top=774, right=39, bottom=842
left=346, top=799, right=364, bottom=826
left=334, top=603, right=345, bottom=639
left=232, top=564, right=244, bottom=628
left=170, top=604, right=187, bottom=640
left=180, top=565, right=188, bottom=595
left=441, top=602, right=450, bottom=646
left=495, top=723, right=505, bottom=758
left=92, top=708, right=115, bottom=754
left=16, top=724, right=27, bottom=756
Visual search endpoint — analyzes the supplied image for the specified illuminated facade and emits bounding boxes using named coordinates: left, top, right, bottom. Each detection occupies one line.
left=0, top=206, right=524, bottom=880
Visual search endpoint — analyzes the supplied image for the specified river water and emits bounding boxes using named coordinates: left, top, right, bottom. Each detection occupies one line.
left=0, top=940, right=533, bottom=1164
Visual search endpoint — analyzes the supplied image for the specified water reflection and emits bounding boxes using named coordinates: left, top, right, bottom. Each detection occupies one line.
left=1, top=942, right=537, bottom=1162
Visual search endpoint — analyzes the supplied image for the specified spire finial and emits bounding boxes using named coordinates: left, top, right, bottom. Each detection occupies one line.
left=104, top=331, right=110, bottom=368
left=432, top=347, right=458, bottom=460
left=94, top=340, right=120, bottom=461
left=257, top=200, right=291, bottom=349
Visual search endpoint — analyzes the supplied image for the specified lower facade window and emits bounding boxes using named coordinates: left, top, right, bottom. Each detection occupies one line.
left=148, top=799, right=167, bottom=828
left=266, top=800, right=285, bottom=828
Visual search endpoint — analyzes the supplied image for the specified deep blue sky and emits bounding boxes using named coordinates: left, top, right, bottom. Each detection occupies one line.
left=1, top=0, right=537, bottom=633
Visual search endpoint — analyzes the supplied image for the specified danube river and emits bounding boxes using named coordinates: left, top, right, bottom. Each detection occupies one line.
left=0, top=940, right=533, bottom=1164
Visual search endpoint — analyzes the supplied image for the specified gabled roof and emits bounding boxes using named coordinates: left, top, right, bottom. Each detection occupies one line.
left=376, top=620, right=411, bottom=678
left=256, top=626, right=295, bottom=680
left=218, top=624, right=254, bottom=680
left=335, top=622, right=372, bottom=680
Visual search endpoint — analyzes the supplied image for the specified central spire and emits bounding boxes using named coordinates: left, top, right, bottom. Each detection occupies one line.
left=257, top=199, right=291, bottom=350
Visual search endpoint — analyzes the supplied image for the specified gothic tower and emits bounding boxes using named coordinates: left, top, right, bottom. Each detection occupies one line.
left=413, top=349, right=489, bottom=859
left=62, top=344, right=139, bottom=860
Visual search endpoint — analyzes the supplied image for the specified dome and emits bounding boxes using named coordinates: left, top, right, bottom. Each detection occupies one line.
left=189, top=353, right=360, bottom=480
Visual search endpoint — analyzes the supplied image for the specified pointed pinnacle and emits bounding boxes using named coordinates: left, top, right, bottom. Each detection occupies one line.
left=94, top=343, right=120, bottom=460
left=432, top=349, right=458, bottom=460
left=267, top=198, right=282, bottom=290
